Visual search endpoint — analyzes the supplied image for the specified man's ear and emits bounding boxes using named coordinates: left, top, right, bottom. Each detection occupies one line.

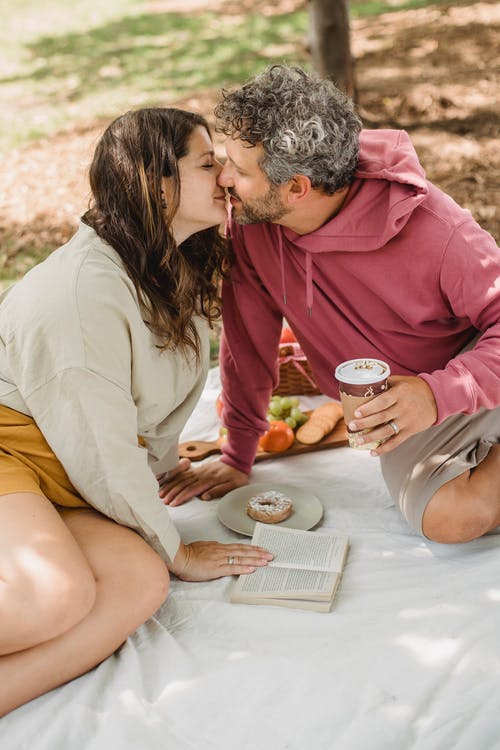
left=285, top=174, right=312, bottom=204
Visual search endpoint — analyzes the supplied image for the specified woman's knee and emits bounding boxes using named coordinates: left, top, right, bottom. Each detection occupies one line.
left=40, top=565, right=97, bottom=640
left=0, top=560, right=96, bottom=653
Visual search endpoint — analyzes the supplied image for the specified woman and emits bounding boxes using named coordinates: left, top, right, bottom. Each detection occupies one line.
left=0, top=108, right=272, bottom=716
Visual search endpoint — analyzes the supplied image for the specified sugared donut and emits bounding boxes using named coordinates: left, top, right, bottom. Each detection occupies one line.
left=246, top=490, right=293, bottom=524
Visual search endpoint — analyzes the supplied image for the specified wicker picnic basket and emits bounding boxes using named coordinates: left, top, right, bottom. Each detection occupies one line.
left=273, top=342, right=322, bottom=396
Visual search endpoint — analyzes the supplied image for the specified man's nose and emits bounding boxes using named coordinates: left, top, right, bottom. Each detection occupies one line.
left=217, top=163, right=232, bottom=187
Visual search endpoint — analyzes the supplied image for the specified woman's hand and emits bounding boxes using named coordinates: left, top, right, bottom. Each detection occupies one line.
left=170, top=540, right=273, bottom=581
left=346, top=375, right=438, bottom=455
left=158, top=460, right=249, bottom=507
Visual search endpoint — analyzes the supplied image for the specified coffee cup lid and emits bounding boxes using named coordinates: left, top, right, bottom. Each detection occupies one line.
left=335, top=358, right=390, bottom=385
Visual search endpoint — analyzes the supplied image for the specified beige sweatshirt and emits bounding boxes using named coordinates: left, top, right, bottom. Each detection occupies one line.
left=0, top=222, right=210, bottom=562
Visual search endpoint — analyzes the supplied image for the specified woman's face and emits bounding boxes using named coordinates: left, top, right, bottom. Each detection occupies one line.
left=164, top=125, right=228, bottom=244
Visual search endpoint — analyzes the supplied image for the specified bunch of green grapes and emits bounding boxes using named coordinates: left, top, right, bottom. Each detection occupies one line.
left=267, top=395, right=309, bottom=431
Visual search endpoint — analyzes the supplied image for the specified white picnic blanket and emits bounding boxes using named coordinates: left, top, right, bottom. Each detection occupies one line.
left=3, top=367, right=500, bottom=750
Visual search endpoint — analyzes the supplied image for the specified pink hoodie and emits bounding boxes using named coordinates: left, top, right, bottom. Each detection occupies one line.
left=219, top=130, right=500, bottom=474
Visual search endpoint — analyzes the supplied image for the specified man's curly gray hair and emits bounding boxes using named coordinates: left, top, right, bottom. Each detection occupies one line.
left=215, top=64, right=362, bottom=195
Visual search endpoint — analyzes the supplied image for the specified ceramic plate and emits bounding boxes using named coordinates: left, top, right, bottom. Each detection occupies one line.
left=217, top=482, right=323, bottom=537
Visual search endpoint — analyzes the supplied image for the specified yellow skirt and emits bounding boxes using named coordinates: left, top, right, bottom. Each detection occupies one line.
left=0, top=403, right=89, bottom=508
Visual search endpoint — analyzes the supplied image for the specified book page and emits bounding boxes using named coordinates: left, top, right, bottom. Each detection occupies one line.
left=233, top=564, right=337, bottom=599
left=252, top=523, right=348, bottom=573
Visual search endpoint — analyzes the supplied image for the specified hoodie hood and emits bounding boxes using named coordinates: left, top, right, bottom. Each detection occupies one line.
left=276, top=129, right=429, bottom=312
left=284, top=129, right=428, bottom=254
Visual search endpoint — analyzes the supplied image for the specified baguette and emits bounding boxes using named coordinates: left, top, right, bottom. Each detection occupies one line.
left=295, top=401, right=343, bottom=445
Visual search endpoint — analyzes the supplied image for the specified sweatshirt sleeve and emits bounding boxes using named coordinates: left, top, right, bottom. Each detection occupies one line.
left=21, top=368, right=181, bottom=563
left=220, top=226, right=284, bottom=473
left=419, top=218, right=500, bottom=422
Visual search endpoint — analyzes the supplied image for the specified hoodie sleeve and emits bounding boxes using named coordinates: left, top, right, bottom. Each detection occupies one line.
left=419, top=217, right=500, bottom=422
left=219, top=226, right=284, bottom=473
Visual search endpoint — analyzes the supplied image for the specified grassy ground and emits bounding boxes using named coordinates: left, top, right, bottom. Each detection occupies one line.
left=0, top=0, right=308, bottom=152
left=0, top=0, right=451, bottom=153
left=0, top=0, right=498, bottom=288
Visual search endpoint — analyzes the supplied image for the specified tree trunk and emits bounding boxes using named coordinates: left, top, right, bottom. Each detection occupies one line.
left=308, top=0, right=356, bottom=98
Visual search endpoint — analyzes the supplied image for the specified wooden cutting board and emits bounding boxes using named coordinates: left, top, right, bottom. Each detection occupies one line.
left=179, top=417, right=348, bottom=463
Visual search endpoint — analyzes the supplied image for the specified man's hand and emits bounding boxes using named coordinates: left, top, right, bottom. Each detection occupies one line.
left=158, top=460, right=249, bottom=506
left=156, top=457, right=191, bottom=487
left=346, top=375, right=438, bottom=455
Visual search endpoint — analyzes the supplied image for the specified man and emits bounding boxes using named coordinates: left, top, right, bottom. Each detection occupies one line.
left=161, top=65, right=500, bottom=545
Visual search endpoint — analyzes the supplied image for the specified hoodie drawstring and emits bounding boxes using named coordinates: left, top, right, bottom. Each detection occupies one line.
left=278, top=230, right=287, bottom=305
left=305, top=252, right=313, bottom=316
left=278, top=229, right=314, bottom=315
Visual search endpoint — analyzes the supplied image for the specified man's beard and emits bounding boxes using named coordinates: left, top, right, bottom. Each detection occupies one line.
left=230, top=183, right=290, bottom=225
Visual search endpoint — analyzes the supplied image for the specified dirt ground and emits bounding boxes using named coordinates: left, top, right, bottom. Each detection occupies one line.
left=0, top=0, right=498, bottom=277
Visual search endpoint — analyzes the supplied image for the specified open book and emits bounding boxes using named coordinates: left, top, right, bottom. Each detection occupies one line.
left=230, top=523, right=349, bottom=612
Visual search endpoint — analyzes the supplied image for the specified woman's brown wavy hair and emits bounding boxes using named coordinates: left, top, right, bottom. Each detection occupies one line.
left=82, top=107, right=230, bottom=361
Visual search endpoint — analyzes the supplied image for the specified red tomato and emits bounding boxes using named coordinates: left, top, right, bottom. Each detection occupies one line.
left=258, top=420, right=295, bottom=452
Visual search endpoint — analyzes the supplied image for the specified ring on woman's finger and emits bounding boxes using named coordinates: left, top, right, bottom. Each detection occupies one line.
left=388, top=420, right=400, bottom=436
left=227, top=556, right=235, bottom=565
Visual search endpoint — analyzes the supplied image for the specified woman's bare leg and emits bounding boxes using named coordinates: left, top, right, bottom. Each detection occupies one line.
left=0, top=493, right=170, bottom=716
left=0, top=493, right=98, bottom=653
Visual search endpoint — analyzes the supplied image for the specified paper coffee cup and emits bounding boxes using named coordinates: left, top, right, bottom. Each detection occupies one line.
left=335, top=358, right=390, bottom=450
